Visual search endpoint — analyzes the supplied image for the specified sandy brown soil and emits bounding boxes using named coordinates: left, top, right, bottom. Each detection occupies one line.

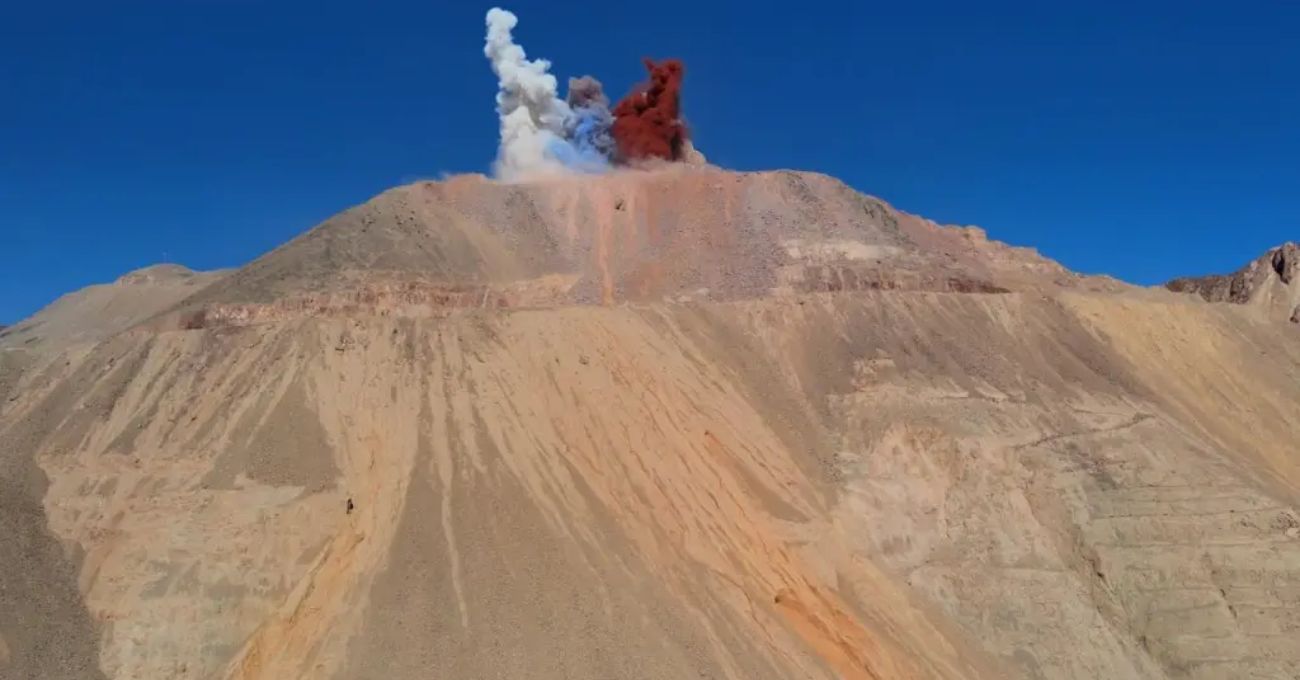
left=0, top=264, right=229, bottom=353
left=1, top=168, right=1298, bottom=680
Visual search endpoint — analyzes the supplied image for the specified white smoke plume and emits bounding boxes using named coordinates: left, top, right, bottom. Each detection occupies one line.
left=484, top=8, right=574, bottom=179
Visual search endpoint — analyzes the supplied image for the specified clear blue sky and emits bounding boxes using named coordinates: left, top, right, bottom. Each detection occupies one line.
left=3, top=1, right=1298, bottom=323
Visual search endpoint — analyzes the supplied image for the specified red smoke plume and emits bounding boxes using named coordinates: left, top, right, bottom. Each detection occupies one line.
left=611, top=59, right=688, bottom=162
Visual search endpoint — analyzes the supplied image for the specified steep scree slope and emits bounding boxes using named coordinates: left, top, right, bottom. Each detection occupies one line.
left=1, top=169, right=1298, bottom=680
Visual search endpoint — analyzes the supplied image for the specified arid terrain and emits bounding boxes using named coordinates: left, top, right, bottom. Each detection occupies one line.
left=2, top=166, right=1298, bottom=680
left=1166, top=242, right=1300, bottom=324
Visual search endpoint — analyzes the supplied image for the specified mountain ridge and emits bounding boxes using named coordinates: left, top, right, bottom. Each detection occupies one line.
left=1166, top=242, right=1300, bottom=323
left=134, top=167, right=1130, bottom=334
left=2, top=168, right=1298, bottom=680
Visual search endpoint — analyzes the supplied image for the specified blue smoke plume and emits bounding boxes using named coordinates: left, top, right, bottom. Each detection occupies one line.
left=546, top=133, right=609, bottom=173
left=574, top=108, right=615, bottom=159
left=546, top=76, right=616, bottom=173
left=566, top=77, right=615, bottom=161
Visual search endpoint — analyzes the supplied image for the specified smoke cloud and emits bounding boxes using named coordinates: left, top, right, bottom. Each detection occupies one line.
left=612, top=59, right=688, bottom=162
left=562, top=76, right=616, bottom=168
left=483, top=8, right=694, bottom=178
left=484, top=8, right=573, bottom=178
left=566, top=75, right=607, bottom=110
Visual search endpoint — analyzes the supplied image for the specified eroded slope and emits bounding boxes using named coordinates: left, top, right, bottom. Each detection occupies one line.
left=2, top=288, right=1299, bottom=680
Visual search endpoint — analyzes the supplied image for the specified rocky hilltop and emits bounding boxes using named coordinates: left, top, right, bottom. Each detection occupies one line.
left=2, top=168, right=1299, bottom=680
left=155, top=167, right=1117, bottom=330
left=1166, top=242, right=1300, bottom=323
left=0, top=264, right=227, bottom=352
